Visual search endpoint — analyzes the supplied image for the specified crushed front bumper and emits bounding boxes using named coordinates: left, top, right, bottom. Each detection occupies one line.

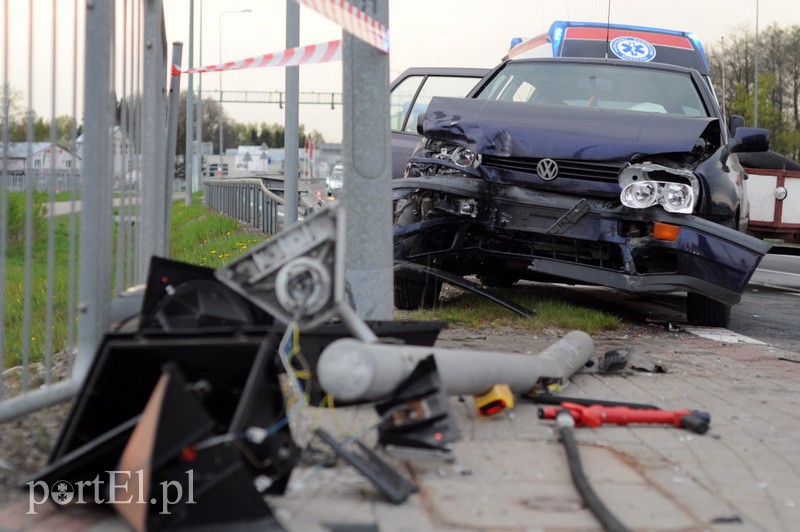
left=393, top=176, right=772, bottom=305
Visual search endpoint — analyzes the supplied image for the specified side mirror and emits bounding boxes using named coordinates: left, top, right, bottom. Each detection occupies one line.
left=416, top=112, right=426, bottom=136
left=729, top=127, right=769, bottom=153
left=728, top=114, right=745, bottom=136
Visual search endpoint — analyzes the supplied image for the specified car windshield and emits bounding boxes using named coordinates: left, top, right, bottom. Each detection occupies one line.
left=474, top=62, right=709, bottom=117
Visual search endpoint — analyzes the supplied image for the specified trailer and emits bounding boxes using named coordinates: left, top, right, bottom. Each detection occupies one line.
left=746, top=167, right=800, bottom=250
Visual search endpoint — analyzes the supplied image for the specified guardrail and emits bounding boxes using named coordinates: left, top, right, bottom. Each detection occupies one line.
left=204, top=178, right=286, bottom=235
left=204, top=177, right=327, bottom=234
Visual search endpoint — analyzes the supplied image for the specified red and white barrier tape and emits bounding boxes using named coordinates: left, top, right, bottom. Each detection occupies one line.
left=171, top=0, right=387, bottom=76
left=294, top=0, right=389, bottom=53
left=172, top=40, right=341, bottom=76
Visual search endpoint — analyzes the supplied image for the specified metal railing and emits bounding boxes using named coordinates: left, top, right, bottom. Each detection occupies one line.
left=0, top=0, right=174, bottom=422
left=205, top=178, right=286, bottom=235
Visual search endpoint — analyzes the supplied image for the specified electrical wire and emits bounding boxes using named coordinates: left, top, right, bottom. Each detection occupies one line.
left=193, top=317, right=308, bottom=452
left=278, top=320, right=308, bottom=411
left=556, top=410, right=630, bottom=532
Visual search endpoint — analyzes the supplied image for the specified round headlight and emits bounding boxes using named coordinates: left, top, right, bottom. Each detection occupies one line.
left=621, top=181, right=658, bottom=208
left=662, top=183, right=693, bottom=212
left=774, top=186, right=788, bottom=201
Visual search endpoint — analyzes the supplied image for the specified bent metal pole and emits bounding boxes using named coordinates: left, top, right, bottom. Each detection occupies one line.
left=317, top=330, right=594, bottom=403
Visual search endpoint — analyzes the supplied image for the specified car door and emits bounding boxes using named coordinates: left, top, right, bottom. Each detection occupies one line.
left=390, top=68, right=489, bottom=178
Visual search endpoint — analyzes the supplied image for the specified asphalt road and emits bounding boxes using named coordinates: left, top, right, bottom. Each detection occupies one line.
left=733, top=254, right=800, bottom=353
left=525, top=253, right=800, bottom=355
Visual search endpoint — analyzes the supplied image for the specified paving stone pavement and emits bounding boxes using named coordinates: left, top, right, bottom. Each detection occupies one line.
left=1, top=325, right=799, bottom=531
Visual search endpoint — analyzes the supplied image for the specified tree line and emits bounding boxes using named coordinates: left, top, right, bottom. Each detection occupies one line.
left=173, top=91, right=325, bottom=158
left=1, top=88, right=324, bottom=159
left=707, top=23, right=800, bottom=161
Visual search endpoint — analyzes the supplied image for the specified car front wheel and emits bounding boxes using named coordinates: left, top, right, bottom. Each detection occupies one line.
left=686, top=292, right=731, bottom=328
left=394, top=271, right=442, bottom=310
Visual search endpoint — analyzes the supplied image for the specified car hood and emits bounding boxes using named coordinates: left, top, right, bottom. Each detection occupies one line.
left=421, top=96, right=717, bottom=161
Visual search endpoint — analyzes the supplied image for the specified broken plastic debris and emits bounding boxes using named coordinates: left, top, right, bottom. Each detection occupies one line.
left=630, top=357, right=669, bottom=373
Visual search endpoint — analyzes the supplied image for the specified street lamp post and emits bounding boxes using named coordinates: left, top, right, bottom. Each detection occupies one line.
left=754, top=0, right=760, bottom=128
left=185, top=0, right=194, bottom=205
left=218, top=9, right=251, bottom=175
left=195, top=0, right=203, bottom=189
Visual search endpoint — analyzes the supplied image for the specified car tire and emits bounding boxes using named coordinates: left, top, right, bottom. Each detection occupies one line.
left=394, top=272, right=442, bottom=310
left=686, top=292, right=731, bottom=328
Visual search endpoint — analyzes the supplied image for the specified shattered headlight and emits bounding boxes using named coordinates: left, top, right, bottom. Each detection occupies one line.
left=424, top=139, right=482, bottom=169
left=618, top=162, right=699, bottom=214
left=620, top=181, right=694, bottom=213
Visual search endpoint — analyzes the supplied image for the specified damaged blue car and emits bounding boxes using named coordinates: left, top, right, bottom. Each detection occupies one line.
left=392, top=57, right=771, bottom=327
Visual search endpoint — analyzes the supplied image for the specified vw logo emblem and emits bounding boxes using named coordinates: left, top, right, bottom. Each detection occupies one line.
left=537, top=158, right=559, bottom=181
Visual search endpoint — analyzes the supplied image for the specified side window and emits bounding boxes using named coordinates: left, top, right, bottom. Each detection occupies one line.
left=402, top=76, right=481, bottom=133
left=390, top=75, right=425, bottom=132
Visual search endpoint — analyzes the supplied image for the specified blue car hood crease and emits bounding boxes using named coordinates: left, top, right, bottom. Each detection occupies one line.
left=421, top=96, right=717, bottom=161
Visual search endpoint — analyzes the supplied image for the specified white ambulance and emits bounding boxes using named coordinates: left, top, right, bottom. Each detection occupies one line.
left=505, top=21, right=715, bottom=95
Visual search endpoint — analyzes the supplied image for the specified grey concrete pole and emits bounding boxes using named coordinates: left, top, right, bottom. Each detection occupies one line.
left=165, top=41, right=183, bottom=251
left=76, top=0, right=115, bottom=379
left=317, top=331, right=595, bottom=403
left=284, top=0, right=299, bottom=228
left=342, top=0, right=393, bottom=319
left=185, top=0, right=194, bottom=206
left=140, top=0, right=167, bottom=279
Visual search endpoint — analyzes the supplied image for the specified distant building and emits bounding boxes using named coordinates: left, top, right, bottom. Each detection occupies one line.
left=76, top=125, right=135, bottom=183
left=234, top=143, right=271, bottom=175
left=207, top=142, right=341, bottom=179
left=1, top=142, right=79, bottom=173
left=0, top=141, right=81, bottom=191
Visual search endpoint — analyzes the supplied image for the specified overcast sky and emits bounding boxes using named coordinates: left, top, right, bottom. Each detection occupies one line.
left=162, top=0, right=791, bottom=143
left=0, top=1, right=792, bottom=145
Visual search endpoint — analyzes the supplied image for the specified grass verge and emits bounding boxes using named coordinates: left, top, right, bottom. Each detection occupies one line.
left=404, top=287, right=620, bottom=335
left=169, top=201, right=268, bottom=266
left=2, top=195, right=267, bottom=368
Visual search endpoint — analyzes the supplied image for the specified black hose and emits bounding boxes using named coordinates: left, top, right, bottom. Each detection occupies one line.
left=556, top=410, right=630, bottom=532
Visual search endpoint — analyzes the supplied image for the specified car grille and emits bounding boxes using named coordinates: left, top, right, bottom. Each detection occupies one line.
left=481, top=155, right=625, bottom=182
left=475, top=231, right=625, bottom=271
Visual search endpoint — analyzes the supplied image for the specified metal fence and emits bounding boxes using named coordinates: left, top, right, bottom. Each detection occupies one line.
left=204, top=178, right=285, bottom=235
left=0, top=0, right=175, bottom=422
